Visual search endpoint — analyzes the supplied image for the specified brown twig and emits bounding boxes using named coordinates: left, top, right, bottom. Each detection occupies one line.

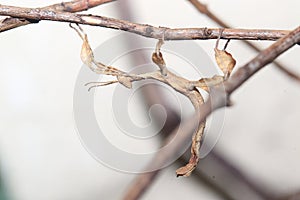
left=123, top=26, right=300, bottom=200
left=0, top=4, right=291, bottom=41
left=0, top=0, right=116, bottom=32
left=187, top=0, right=300, bottom=83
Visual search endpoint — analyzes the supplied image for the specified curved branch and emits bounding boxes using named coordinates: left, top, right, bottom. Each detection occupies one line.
left=0, top=4, right=290, bottom=41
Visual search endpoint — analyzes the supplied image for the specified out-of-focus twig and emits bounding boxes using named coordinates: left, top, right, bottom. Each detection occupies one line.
left=0, top=0, right=116, bottom=32
left=123, top=26, right=300, bottom=200
left=185, top=149, right=273, bottom=200
left=187, top=0, right=300, bottom=83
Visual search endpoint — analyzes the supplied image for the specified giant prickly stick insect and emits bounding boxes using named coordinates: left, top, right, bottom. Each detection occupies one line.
left=70, top=24, right=236, bottom=177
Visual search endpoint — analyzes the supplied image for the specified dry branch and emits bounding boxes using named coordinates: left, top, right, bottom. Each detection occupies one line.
left=0, top=0, right=116, bottom=32
left=0, top=4, right=291, bottom=41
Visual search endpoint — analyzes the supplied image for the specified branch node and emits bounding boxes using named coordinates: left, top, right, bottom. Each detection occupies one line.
left=158, top=26, right=167, bottom=40
left=203, top=27, right=212, bottom=36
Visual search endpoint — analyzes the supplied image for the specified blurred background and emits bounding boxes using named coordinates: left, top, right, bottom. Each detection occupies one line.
left=0, top=0, right=300, bottom=199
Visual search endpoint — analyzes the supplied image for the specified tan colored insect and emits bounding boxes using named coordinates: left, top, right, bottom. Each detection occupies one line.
left=70, top=24, right=235, bottom=177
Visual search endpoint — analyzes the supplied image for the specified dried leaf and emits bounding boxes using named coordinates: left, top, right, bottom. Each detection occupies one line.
left=214, top=48, right=236, bottom=79
left=117, top=75, right=132, bottom=89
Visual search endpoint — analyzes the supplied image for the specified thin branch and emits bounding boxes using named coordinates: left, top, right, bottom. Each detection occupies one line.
left=0, top=0, right=116, bottom=32
left=187, top=0, right=229, bottom=28
left=187, top=0, right=300, bottom=83
left=123, top=26, right=300, bottom=200
left=0, top=4, right=291, bottom=41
